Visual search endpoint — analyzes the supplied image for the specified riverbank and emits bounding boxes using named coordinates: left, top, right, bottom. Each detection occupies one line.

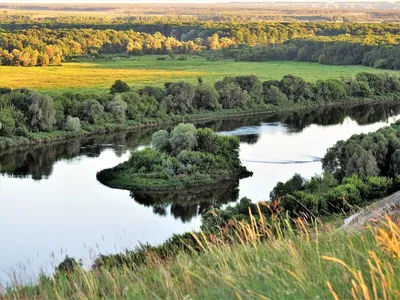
left=2, top=95, right=399, bottom=153
left=3, top=200, right=399, bottom=299
left=2, top=101, right=400, bottom=294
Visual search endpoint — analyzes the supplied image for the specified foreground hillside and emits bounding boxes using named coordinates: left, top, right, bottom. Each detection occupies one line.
left=4, top=206, right=399, bottom=299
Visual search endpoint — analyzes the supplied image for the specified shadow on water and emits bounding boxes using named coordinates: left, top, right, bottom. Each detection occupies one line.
left=1, top=102, right=399, bottom=219
left=130, top=180, right=240, bottom=223
left=0, top=128, right=158, bottom=180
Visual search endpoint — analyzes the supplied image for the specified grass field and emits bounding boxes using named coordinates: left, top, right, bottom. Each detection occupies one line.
left=2, top=56, right=400, bottom=95
left=4, top=212, right=399, bottom=299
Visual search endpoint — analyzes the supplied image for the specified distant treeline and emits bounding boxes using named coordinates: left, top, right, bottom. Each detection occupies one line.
left=0, top=22, right=399, bottom=67
left=1, top=72, right=400, bottom=149
left=1, top=5, right=400, bottom=25
left=216, top=38, right=400, bottom=70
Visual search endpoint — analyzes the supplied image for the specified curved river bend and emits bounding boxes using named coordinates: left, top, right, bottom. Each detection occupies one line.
left=1, top=103, right=399, bottom=285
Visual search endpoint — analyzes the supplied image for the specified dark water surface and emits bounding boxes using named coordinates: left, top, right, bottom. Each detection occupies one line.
left=1, top=103, right=399, bottom=285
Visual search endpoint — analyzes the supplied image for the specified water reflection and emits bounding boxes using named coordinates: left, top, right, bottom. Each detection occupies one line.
left=1, top=101, right=400, bottom=284
left=0, top=128, right=158, bottom=180
left=131, top=181, right=240, bottom=223
left=2, top=102, right=398, bottom=181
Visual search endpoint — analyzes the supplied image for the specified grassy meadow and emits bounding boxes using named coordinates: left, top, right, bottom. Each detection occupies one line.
left=4, top=212, right=399, bottom=299
left=2, top=56, right=400, bottom=95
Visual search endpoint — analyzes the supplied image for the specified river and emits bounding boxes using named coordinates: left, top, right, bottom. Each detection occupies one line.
left=1, top=103, right=399, bottom=286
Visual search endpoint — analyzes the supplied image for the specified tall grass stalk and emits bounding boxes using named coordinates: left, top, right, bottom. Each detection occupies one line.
left=3, top=205, right=399, bottom=299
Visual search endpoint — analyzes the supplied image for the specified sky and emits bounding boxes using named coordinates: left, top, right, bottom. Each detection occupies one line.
left=1, top=0, right=397, bottom=3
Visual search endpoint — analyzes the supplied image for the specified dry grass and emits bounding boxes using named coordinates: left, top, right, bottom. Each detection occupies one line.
left=3, top=203, right=399, bottom=299
left=2, top=56, right=399, bottom=95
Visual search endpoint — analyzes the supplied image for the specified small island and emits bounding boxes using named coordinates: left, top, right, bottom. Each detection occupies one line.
left=97, top=123, right=252, bottom=191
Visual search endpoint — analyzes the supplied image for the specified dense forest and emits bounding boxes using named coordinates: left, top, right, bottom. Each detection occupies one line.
left=221, top=38, right=400, bottom=70
left=1, top=71, right=400, bottom=150
left=0, top=21, right=399, bottom=68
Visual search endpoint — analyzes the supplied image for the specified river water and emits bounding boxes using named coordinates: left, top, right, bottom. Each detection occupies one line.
left=0, top=103, right=399, bottom=285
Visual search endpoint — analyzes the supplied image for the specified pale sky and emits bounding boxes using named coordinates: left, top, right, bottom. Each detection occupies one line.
left=1, top=0, right=397, bottom=3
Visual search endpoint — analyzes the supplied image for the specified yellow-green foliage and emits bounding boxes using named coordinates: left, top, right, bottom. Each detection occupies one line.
left=5, top=209, right=399, bottom=299
left=1, top=56, right=399, bottom=94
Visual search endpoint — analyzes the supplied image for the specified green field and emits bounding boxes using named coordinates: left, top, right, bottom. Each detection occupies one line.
left=2, top=56, right=400, bottom=95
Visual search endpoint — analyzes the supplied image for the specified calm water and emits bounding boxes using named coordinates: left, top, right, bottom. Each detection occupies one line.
left=1, top=103, right=399, bottom=285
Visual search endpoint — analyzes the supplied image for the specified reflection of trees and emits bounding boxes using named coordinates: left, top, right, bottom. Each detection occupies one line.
left=199, top=117, right=262, bottom=133
left=1, top=102, right=399, bottom=180
left=274, top=102, right=400, bottom=132
left=348, top=104, right=400, bottom=125
left=130, top=181, right=240, bottom=223
left=239, top=134, right=259, bottom=145
left=0, top=128, right=157, bottom=180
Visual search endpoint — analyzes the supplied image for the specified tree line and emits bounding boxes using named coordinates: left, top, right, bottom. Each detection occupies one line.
left=1, top=72, right=400, bottom=146
left=0, top=21, right=399, bottom=66
left=216, top=36, right=400, bottom=70
left=2, top=8, right=400, bottom=27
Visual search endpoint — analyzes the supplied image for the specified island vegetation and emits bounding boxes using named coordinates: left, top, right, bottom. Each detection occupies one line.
left=4, top=123, right=400, bottom=299
left=97, top=123, right=251, bottom=190
left=1, top=71, right=400, bottom=151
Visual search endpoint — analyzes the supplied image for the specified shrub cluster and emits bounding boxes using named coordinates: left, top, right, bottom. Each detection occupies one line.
left=1, top=72, right=400, bottom=147
left=323, top=121, right=400, bottom=180
left=96, top=124, right=251, bottom=190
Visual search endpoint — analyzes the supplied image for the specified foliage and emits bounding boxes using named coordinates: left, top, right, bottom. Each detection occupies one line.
left=64, top=116, right=81, bottom=132
left=27, top=92, right=56, bottom=132
left=80, top=100, right=104, bottom=124
left=264, top=124, right=400, bottom=218
left=163, top=82, right=196, bottom=114
left=1, top=71, right=400, bottom=150
left=107, top=98, right=128, bottom=123
left=322, top=123, right=400, bottom=180
left=97, top=123, right=251, bottom=190
left=169, top=123, right=198, bottom=155
left=110, top=79, right=131, bottom=94
left=1, top=21, right=400, bottom=70
left=194, top=84, right=221, bottom=110
left=151, top=129, right=170, bottom=152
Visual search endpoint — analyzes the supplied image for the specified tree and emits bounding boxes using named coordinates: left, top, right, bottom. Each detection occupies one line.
left=194, top=84, right=220, bottom=110
left=0, top=107, right=16, bottom=136
left=152, top=130, right=170, bottom=153
left=279, top=74, right=312, bottom=102
left=64, top=116, right=81, bottom=132
left=107, top=98, right=128, bottom=123
left=169, top=123, right=198, bottom=155
left=163, top=82, right=196, bottom=114
left=390, top=149, right=400, bottom=177
left=28, top=93, right=56, bottom=131
left=110, top=80, right=131, bottom=94
left=138, top=86, right=165, bottom=102
left=263, top=86, right=288, bottom=106
left=0, top=87, right=11, bottom=95
left=345, top=150, right=379, bottom=178
left=270, top=173, right=305, bottom=200
left=81, top=100, right=104, bottom=124
left=315, top=79, right=347, bottom=102
left=216, top=82, right=249, bottom=109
